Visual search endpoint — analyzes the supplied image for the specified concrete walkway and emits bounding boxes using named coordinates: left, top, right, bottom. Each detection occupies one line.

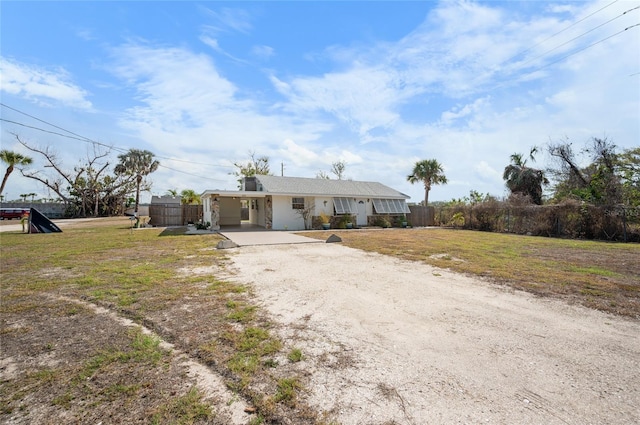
left=219, top=230, right=323, bottom=247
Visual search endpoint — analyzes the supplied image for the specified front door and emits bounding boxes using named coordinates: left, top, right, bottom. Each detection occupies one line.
left=356, top=199, right=367, bottom=226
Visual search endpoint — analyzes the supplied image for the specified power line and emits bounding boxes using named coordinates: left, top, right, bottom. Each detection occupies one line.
left=0, top=103, right=236, bottom=169
left=526, top=23, right=639, bottom=75
left=1, top=102, right=107, bottom=147
left=515, top=5, right=637, bottom=69
left=1, top=118, right=109, bottom=145
left=156, top=163, right=226, bottom=182
left=502, top=0, right=620, bottom=64
left=0, top=115, right=227, bottom=182
left=482, top=20, right=640, bottom=94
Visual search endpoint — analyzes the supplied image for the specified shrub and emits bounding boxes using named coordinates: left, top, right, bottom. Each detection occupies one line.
left=373, top=216, right=391, bottom=228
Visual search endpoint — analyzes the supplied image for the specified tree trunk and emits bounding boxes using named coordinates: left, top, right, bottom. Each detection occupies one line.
left=0, top=165, right=14, bottom=196
left=424, top=184, right=431, bottom=206
left=135, top=175, right=142, bottom=213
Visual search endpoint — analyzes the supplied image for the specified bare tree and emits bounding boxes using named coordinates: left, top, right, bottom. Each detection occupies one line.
left=548, top=137, right=622, bottom=205
left=331, top=160, right=347, bottom=180
left=316, top=161, right=347, bottom=180
left=294, top=199, right=315, bottom=230
left=231, top=151, right=271, bottom=188
left=16, top=134, right=135, bottom=216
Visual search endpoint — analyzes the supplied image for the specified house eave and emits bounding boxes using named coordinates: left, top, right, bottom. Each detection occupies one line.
left=201, top=190, right=408, bottom=200
left=201, top=190, right=267, bottom=198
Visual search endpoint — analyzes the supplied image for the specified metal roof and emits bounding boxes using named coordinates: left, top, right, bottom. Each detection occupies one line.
left=253, top=175, right=410, bottom=199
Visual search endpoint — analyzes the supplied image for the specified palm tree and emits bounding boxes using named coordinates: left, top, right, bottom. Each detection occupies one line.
left=503, top=147, right=548, bottom=205
left=180, top=189, right=201, bottom=205
left=0, top=150, right=33, bottom=196
left=407, top=159, right=448, bottom=206
left=114, top=149, right=159, bottom=213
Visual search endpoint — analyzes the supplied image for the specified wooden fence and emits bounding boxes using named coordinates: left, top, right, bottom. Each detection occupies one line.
left=149, top=204, right=202, bottom=227
left=408, top=205, right=435, bottom=227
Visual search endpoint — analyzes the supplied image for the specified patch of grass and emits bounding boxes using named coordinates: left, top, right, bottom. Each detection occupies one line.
left=100, top=383, right=141, bottom=401
left=29, top=368, right=58, bottom=383
left=208, top=279, right=246, bottom=295
left=51, top=391, right=74, bottom=408
left=91, top=288, right=139, bottom=307
left=226, top=302, right=257, bottom=323
left=223, top=326, right=283, bottom=388
left=150, top=386, right=212, bottom=425
left=274, top=377, right=302, bottom=405
left=304, top=228, right=640, bottom=318
left=128, top=329, right=164, bottom=365
left=263, top=358, right=279, bottom=368
left=1, top=218, right=313, bottom=423
left=78, top=328, right=165, bottom=382
left=568, top=266, right=620, bottom=277
left=228, top=352, right=261, bottom=377
left=248, top=415, right=265, bottom=425
left=288, top=348, right=303, bottom=363
left=238, top=327, right=282, bottom=355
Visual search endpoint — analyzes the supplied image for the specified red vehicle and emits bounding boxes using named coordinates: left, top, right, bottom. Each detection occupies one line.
left=0, top=208, right=30, bottom=220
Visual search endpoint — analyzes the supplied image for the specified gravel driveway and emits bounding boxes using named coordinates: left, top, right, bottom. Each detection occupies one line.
left=226, top=242, right=640, bottom=425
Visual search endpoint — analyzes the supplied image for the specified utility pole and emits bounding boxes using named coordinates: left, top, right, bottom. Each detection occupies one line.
left=281, top=162, right=285, bottom=176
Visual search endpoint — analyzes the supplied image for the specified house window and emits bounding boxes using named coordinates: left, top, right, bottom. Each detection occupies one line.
left=333, top=197, right=356, bottom=214
left=372, top=198, right=411, bottom=214
left=292, top=197, right=305, bottom=210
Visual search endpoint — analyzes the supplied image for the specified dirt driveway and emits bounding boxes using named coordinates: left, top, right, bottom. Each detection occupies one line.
left=224, top=242, right=640, bottom=425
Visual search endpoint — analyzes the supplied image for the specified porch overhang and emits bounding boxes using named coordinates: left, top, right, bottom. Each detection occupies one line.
left=201, top=190, right=267, bottom=199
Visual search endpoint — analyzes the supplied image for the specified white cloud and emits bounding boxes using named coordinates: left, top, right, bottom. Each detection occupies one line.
left=109, top=44, right=241, bottom=129
left=278, top=139, right=318, bottom=166
left=440, top=97, right=490, bottom=124
left=0, top=57, right=92, bottom=109
left=474, top=160, right=502, bottom=183
left=277, top=66, right=405, bottom=137
left=199, top=36, right=221, bottom=52
left=200, top=6, right=253, bottom=35
left=252, top=45, right=274, bottom=60
left=269, top=74, right=292, bottom=97
left=104, top=43, right=334, bottom=186
left=92, top=2, right=640, bottom=201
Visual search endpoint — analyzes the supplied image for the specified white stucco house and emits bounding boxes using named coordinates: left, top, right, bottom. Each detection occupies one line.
left=201, top=175, right=411, bottom=231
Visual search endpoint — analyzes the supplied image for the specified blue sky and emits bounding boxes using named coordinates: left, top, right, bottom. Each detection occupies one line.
left=1, top=0, right=639, bottom=204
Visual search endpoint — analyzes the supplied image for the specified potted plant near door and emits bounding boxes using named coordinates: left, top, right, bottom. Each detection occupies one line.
left=319, top=212, right=331, bottom=230
left=401, top=215, right=408, bottom=228
left=338, top=214, right=353, bottom=229
left=345, top=213, right=354, bottom=229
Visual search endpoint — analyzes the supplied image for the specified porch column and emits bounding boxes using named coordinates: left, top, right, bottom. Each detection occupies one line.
left=211, top=198, right=220, bottom=230
left=265, top=196, right=272, bottom=229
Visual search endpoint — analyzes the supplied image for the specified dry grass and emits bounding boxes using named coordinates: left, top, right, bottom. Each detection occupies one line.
left=306, top=228, right=640, bottom=319
left=0, top=218, right=322, bottom=424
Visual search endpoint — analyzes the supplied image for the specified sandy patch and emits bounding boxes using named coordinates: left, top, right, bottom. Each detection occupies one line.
left=226, top=243, right=640, bottom=425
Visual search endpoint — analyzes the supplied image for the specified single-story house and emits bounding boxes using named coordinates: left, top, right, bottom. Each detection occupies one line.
left=201, top=175, right=410, bottom=231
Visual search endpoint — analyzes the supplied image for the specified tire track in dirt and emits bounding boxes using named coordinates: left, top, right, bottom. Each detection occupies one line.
left=51, top=295, right=252, bottom=424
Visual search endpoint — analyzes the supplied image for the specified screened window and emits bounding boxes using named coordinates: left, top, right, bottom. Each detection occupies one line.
left=292, top=197, right=305, bottom=210
left=372, top=198, right=410, bottom=214
left=333, top=197, right=356, bottom=214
